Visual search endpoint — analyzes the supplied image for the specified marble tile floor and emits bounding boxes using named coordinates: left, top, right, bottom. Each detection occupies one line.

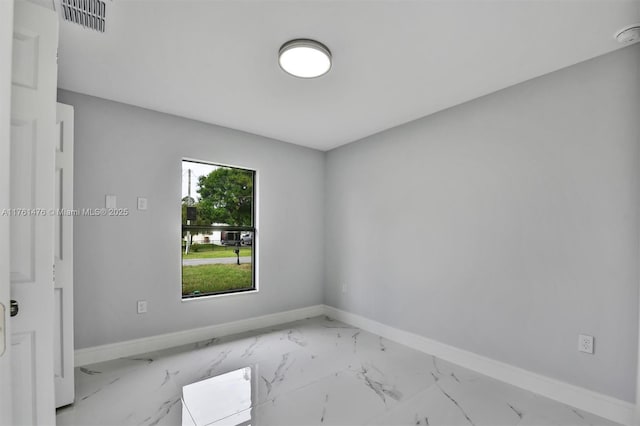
left=56, top=316, right=620, bottom=426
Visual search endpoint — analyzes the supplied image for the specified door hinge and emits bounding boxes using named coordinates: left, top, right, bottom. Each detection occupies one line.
left=10, top=300, right=18, bottom=317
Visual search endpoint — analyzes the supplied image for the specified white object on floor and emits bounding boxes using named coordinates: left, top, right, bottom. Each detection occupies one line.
left=182, top=367, right=254, bottom=426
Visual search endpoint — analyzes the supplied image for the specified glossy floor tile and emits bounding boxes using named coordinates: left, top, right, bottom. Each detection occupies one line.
left=56, top=316, right=620, bottom=426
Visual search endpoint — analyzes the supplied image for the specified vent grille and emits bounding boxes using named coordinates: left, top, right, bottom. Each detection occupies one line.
left=61, top=0, right=106, bottom=32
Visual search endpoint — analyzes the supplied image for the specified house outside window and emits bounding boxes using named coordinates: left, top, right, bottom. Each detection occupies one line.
left=181, top=159, right=256, bottom=298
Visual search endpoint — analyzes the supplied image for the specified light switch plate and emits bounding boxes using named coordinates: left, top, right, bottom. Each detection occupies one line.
left=105, top=195, right=117, bottom=209
left=137, top=197, right=148, bottom=210
left=137, top=300, right=147, bottom=314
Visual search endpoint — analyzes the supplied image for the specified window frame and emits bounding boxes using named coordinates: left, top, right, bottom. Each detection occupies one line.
left=181, top=159, right=257, bottom=300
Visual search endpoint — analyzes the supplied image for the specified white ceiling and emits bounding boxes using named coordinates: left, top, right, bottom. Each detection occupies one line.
left=55, top=0, right=640, bottom=151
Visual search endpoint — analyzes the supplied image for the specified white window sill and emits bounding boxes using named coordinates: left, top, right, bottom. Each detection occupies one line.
left=181, top=288, right=259, bottom=303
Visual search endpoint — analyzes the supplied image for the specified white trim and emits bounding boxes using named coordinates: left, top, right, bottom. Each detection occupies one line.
left=180, top=289, right=259, bottom=302
left=323, top=305, right=635, bottom=426
left=74, top=305, right=324, bottom=367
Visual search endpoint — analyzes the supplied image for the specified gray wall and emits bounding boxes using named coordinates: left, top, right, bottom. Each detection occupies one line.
left=58, top=90, right=325, bottom=350
left=62, top=44, right=639, bottom=402
left=325, top=45, right=640, bottom=402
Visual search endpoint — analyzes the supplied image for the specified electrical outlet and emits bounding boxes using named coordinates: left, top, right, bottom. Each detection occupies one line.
left=341, top=283, right=347, bottom=294
left=137, top=300, right=148, bottom=314
left=578, top=334, right=594, bottom=354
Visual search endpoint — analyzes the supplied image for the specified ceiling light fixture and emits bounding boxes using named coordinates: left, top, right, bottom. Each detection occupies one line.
left=278, top=39, right=332, bottom=78
left=615, top=24, right=640, bottom=44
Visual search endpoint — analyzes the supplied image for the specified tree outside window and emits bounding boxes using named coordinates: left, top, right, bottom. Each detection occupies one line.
left=181, top=160, right=255, bottom=298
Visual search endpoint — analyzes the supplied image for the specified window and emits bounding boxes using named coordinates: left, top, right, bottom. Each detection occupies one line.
left=181, top=160, right=255, bottom=298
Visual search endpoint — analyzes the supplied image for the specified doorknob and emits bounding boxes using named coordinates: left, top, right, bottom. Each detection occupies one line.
left=10, top=300, right=18, bottom=317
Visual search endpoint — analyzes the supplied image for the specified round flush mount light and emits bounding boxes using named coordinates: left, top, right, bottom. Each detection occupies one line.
left=278, top=39, right=332, bottom=78
left=615, top=24, right=640, bottom=44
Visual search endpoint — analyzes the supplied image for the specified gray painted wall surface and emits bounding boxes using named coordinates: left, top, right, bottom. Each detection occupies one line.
left=325, top=46, right=640, bottom=402
left=61, top=45, right=639, bottom=403
left=58, top=90, right=325, bottom=350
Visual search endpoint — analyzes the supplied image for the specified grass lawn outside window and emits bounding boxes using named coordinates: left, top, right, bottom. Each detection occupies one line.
left=181, top=160, right=256, bottom=298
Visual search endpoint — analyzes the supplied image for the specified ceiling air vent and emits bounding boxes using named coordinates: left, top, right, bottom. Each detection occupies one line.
left=61, top=0, right=106, bottom=32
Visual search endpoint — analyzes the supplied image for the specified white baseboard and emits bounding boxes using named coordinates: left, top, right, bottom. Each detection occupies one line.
left=74, top=304, right=325, bottom=367
left=74, top=303, right=635, bottom=425
left=323, top=305, right=635, bottom=426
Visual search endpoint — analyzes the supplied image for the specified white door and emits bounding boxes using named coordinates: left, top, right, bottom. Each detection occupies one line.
left=9, top=1, right=59, bottom=425
left=0, top=0, right=16, bottom=425
left=54, top=103, right=74, bottom=408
